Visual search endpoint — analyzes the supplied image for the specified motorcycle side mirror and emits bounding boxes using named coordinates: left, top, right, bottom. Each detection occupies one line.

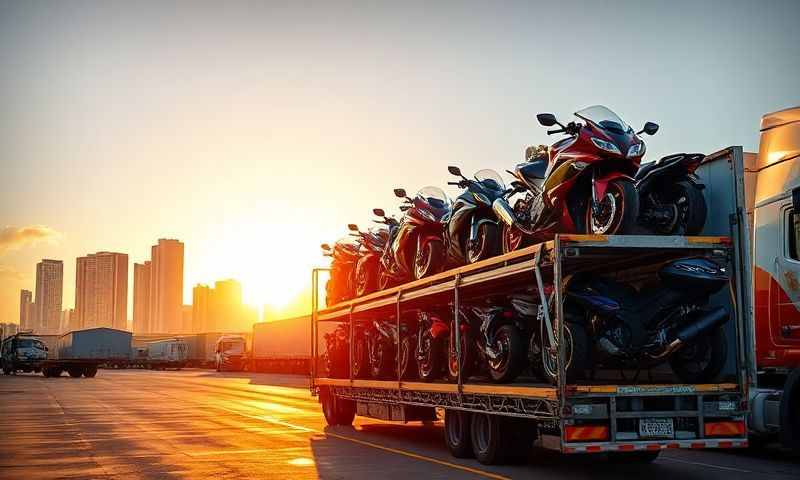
left=638, top=122, right=659, bottom=136
left=399, top=205, right=410, bottom=212
left=347, top=223, right=359, bottom=232
left=393, top=188, right=407, bottom=198
left=320, top=243, right=331, bottom=251
left=447, top=166, right=464, bottom=178
left=536, top=113, right=559, bottom=127
left=372, top=208, right=385, bottom=217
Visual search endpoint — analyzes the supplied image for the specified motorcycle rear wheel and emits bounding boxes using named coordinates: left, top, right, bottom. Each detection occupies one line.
left=355, top=259, right=377, bottom=297
left=370, top=340, right=394, bottom=379
left=399, top=335, right=416, bottom=379
left=669, top=326, right=727, bottom=383
left=585, top=179, right=639, bottom=235
left=418, top=333, right=444, bottom=382
left=352, top=336, right=370, bottom=379
left=447, top=328, right=476, bottom=382
left=487, top=325, right=526, bottom=384
left=657, top=180, right=707, bottom=235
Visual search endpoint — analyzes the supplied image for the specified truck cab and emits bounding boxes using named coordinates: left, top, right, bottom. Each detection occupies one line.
left=750, top=106, right=800, bottom=450
left=215, top=335, right=246, bottom=372
left=1, top=332, right=48, bottom=374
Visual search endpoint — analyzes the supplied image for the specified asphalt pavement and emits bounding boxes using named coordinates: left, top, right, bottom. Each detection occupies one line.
left=0, top=369, right=798, bottom=479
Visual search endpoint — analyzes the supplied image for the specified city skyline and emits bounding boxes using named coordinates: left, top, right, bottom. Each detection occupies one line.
left=75, top=251, right=128, bottom=330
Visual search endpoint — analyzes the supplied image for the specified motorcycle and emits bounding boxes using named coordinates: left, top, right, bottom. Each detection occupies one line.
left=443, top=166, right=521, bottom=266
left=320, top=235, right=362, bottom=305
left=635, top=153, right=708, bottom=234
left=497, top=105, right=658, bottom=253
left=355, top=208, right=399, bottom=297
left=415, top=309, right=450, bottom=382
left=564, top=257, right=730, bottom=384
left=449, top=303, right=529, bottom=383
left=378, top=187, right=451, bottom=287
left=366, top=317, right=416, bottom=379
left=324, top=323, right=350, bottom=378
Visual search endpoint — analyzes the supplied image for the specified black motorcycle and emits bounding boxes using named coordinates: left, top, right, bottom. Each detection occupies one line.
left=635, top=153, right=708, bottom=235
left=350, top=218, right=394, bottom=297
left=443, top=166, right=517, bottom=265
left=563, top=257, right=729, bottom=384
left=366, top=317, right=416, bottom=379
left=324, top=323, right=350, bottom=378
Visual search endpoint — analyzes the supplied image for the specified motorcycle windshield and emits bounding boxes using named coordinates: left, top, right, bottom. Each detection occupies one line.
left=415, top=186, right=451, bottom=211
left=474, top=169, right=506, bottom=192
left=574, top=105, right=632, bottom=135
left=335, top=236, right=361, bottom=255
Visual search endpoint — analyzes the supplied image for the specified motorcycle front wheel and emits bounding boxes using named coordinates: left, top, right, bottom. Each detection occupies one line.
left=355, top=259, right=377, bottom=297
left=668, top=327, right=727, bottom=383
left=487, top=324, right=526, bottom=383
left=399, top=335, right=417, bottom=380
left=501, top=224, right=532, bottom=254
left=369, top=340, right=394, bottom=379
left=418, top=333, right=444, bottom=382
left=414, top=239, right=445, bottom=280
left=584, top=179, right=639, bottom=235
left=352, top=336, right=369, bottom=379
left=447, top=328, right=476, bottom=382
left=467, top=222, right=500, bottom=264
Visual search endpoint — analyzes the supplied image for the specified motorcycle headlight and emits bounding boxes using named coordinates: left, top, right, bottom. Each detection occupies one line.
left=591, top=137, right=622, bottom=155
left=472, top=192, right=491, bottom=206
left=627, top=142, right=645, bottom=158
left=418, top=208, right=437, bottom=222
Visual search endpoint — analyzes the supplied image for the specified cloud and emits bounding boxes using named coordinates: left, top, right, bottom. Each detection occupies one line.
left=0, top=225, right=61, bottom=256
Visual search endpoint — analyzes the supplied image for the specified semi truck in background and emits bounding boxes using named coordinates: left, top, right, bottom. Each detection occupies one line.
left=747, top=106, right=800, bottom=451
left=250, top=316, right=311, bottom=374
left=1, top=332, right=48, bottom=374
left=215, top=334, right=247, bottom=372
left=145, top=338, right=189, bottom=370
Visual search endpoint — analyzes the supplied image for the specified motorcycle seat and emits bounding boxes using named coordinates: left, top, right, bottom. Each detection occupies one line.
left=634, top=153, right=704, bottom=181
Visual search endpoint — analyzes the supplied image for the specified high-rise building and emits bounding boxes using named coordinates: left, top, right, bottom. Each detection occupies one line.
left=35, top=259, right=63, bottom=334
left=60, top=308, right=76, bottom=333
left=1, top=322, right=19, bottom=342
left=133, top=261, right=152, bottom=333
left=75, top=252, right=128, bottom=330
left=19, top=289, right=33, bottom=330
left=149, top=239, right=184, bottom=333
left=181, top=305, right=192, bottom=333
left=192, top=284, right=210, bottom=333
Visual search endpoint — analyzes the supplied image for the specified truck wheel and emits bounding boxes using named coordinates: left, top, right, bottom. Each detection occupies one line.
left=42, top=367, right=51, bottom=378
left=84, top=366, right=98, bottom=378
left=444, top=410, right=474, bottom=458
left=607, top=451, right=660, bottom=463
left=51, top=369, right=62, bottom=377
left=320, top=387, right=355, bottom=426
left=68, top=368, right=83, bottom=378
left=780, top=368, right=800, bottom=452
left=470, top=413, right=513, bottom=465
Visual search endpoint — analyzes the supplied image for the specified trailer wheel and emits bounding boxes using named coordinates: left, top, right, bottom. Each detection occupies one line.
left=780, top=367, right=800, bottom=452
left=51, top=368, right=62, bottom=377
left=320, top=387, right=356, bottom=426
left=68, top=368, right=83, bottom=378
left=444, top=410, right=473, bottom=458
left=84, top=366, right=98, bottom=378
left=470, top=413, right=513, bottom=465
left=41, top=367, right=51, bottom=378
left=607, top=451, right=660, bottom=463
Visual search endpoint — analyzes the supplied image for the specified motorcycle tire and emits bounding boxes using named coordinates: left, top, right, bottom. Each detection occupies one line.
left=540, top=321, right=589, bottom=385
left=487, top=324, right=526, bottom=384
left=370, top=340, right=394, bottom=379
left=355, top=257, right=378, bottom=297
left=399, top=335, right=417, bottom=380
left=418, top=333, right=444, bottom=382
left=447, top=328, right=476, bottom=382
left=467, top=222, right=501, bottom=264
left=669, top=326, right=727, bottom=383
left=670, top=180, right=707, bottom=235
left=584, top=179, right=639, bottom=235
left=378, top=268, right=392, bottom=291
left=352, top=336, right=370, bottom=379
left=414, top=239, right=445, bottom=280
left=501, top=224, right=532, bottom=254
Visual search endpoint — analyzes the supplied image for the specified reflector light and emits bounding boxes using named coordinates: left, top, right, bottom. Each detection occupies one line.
left=704, top=420, right=746, bottom=437
left=564, top=425, right=609, bottom=442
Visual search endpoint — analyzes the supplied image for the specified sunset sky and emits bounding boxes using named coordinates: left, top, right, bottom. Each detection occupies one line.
left=1, top=0, right=799, bottom=325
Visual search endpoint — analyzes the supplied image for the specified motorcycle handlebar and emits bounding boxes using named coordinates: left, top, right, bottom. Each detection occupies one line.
left=547, top=128, right=564, bottom=135
left=447, top=181, right=460, bottom=186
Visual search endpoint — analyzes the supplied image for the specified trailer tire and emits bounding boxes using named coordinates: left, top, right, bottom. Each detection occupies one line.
left=320, top=387, right=356, bottom=427
left=780, top=367, right=800, bottom=452
left=470, top=413, right=514, bottom=465
left=41, top=367, right=51, bottom=378
left=607, top=451, right=660, bottom=463
left=51, top=368, right=62, bottom=377
left=84, top=366, right=98, bottom=378
left=68, top=368, right=83, bottom=378
left=444, top=410, right=473, bottom=458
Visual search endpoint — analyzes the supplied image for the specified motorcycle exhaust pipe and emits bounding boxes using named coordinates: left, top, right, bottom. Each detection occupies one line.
left=647, top=306, right=728, bottom=361
left=492, top=198, right=539, bottom=235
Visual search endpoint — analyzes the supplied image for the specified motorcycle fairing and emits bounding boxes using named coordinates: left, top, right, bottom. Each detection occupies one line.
left=636, top=153, right=706, bottom=193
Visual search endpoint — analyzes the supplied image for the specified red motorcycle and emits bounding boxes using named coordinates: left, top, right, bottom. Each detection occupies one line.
left=496, top=105, right=658, bottom=251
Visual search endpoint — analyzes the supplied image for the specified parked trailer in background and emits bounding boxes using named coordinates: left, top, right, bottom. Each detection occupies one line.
left=40, top=327, right=133, bottom=378
left=251, top=316, right=311, bottom=374
left=146, top=338, right=188, bottom=370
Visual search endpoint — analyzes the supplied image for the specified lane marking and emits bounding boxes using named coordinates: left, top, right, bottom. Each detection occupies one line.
left=660, top=456, right=753, bottom=473
left=212, top=405, right=510, bottom=480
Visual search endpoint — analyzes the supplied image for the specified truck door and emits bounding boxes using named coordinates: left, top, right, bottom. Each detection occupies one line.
left=776, top=204, right=800, bottom=348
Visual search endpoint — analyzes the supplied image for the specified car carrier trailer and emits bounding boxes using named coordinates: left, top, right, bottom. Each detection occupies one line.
left=310, top=147, right=754, bottom=465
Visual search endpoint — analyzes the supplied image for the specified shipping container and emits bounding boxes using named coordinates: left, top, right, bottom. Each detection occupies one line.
left=57, top=327, right=132, bottom=360
left=146, top=338, right=188, bottom=369
left=251, top=316, right=311, bottom=374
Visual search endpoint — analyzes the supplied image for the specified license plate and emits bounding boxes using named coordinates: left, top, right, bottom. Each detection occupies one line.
left=639, top=418, right=674, bottom=439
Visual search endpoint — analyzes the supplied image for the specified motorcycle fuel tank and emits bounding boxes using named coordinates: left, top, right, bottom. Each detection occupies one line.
left=658, top=257, right=728, bottom=292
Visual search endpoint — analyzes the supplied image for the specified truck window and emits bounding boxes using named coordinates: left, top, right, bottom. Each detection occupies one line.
left=789, top=209, right=800, bottom=261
